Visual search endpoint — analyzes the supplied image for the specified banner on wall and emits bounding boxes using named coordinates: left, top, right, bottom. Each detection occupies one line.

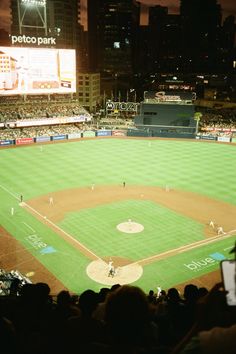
left=35, top=136, right=51, bottom=143
left=200, top=135, right=217, bottom=141
left=15, top=137, right=34, bottom=145
left=67, top=133, right=82, bottom=140
left=97, top=130, right=112, bottom=136
left=112, top=130, right=127, bottom=136
left=51, top=135, right=67, bottom=141
left=217, top=136, right=231, bottom=143
left=83, top=131, right=96, bottom=137
left=0, top=139, right=14, bottom=146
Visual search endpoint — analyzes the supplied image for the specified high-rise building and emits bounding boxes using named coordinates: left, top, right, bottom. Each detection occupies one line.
left=180, top=0, right=222, bottom=72
left=87, top=0, right=140, bottom=76
left=147, top=6, right=182, bottom=73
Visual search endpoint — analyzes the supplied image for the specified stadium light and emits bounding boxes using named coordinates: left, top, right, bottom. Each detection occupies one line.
left=21, top=0, right=46, bottom=6
left=18, top=0, right=47, bottom=35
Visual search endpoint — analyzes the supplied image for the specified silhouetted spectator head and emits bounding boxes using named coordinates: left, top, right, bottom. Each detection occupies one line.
left=105, top=285, right=151, bottom=343
left=79, top=289, right=99, bottom=316
left=35, top=282, right=51, bottom=304
left=19, top=283, right=36, bottom=303
left=97, top=287, right=110, bottom=303
left=110, top=283, right=121, bottom=292
left=168, top=287, right=181, bottom=303
left=57, top=290, right=72, bottom=306
left=184, top=284, right=199, bottom=303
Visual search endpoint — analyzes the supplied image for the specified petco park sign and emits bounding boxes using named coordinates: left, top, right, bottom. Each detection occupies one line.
left=11, top=35, right=56, bottom=46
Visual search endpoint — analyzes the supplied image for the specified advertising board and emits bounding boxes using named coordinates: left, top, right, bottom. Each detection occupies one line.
left=83, top=131, right=96, bottom=137
left=217, top=136, right=231, bottom=143
left=0, top=47, right=76, bottom=95
left=0, top=140, right=14, bottom=146
left=67, top=133, right=82, bottom=140
left=15, top=137, right=34, bottom=145
left=51, top=135, right=67, bottom=141
left=35, top=136, right=51, bottom=143
left=97, top=130, right=112, bottom=136
left=112, top=130, right=127, bottom=136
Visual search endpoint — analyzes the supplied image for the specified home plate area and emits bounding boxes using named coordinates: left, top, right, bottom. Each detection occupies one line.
left=86, top=257, right=143, bottom=286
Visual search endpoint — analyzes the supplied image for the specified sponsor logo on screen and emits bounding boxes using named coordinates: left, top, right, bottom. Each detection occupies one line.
left=184, top=253, right=226, bottom=271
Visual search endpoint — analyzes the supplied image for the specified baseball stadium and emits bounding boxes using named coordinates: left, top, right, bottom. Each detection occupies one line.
left=1, top=2, right=236, bottom=354
left=0, top=0, right=235, bottom=299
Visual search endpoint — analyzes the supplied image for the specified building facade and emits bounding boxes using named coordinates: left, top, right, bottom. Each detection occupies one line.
left=77, top=72, right=100, bottom=112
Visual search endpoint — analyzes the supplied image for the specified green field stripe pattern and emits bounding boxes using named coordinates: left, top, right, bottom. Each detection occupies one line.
left=1, top=138, right=236, bottom=294
left=0, top=139, right=235, bottom=204
left=59, top=200, right=204, bottom=260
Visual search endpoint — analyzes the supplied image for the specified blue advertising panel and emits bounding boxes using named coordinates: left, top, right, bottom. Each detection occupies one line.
left=51, top=135, right=67, bottom=141
left=0, top=139, right=14, bottom=146
left=97, top=130, right=112, bottom=136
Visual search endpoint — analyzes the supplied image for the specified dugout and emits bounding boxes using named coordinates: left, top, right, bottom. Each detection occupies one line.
left=134, top=91, right=196, bottom=138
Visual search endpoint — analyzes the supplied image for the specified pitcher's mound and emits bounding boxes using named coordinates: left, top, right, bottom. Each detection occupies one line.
left=117, top=220, right=144, bottom=234
left=86, top=257, right=143, bottom=285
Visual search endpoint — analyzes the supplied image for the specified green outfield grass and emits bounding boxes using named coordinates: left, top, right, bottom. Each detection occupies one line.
left=0, top=138, right=236, bottom=294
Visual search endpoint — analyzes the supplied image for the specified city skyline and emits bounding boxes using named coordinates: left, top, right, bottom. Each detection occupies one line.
left=0, top=0, right=236, bottom=32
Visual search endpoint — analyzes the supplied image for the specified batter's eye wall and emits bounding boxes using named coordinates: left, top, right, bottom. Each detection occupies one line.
left=138, top=103, right=195, bottom=127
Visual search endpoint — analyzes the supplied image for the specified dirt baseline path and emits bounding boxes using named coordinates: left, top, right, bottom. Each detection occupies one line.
left=28, top=185, right=236, bottom=237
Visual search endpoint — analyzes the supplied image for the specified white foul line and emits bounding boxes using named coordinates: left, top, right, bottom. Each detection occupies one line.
left=23, top=202, right=104, bottom=263
left=128, top=229, right=236, bottom=268
left=0, top=183, right=105, bottom=264
left=0, top=184, right=20, bottom=200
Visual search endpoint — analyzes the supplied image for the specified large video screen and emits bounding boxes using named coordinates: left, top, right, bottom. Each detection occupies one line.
left=0, top=47, right=76, bottom=95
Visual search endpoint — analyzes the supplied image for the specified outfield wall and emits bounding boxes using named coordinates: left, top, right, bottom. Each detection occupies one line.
left=0, top=129, right=233, bottom=147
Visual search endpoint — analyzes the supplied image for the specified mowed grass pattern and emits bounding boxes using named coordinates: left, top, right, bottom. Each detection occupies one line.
left=0, top=138, right=236, bottom=293
left=59, top=200, right=204, bottom=260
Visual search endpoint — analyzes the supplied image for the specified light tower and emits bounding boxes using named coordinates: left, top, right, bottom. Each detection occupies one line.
left=17, top=0, right=48, bottom=35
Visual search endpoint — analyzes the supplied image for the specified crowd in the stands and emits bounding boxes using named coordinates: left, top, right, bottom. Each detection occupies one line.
left=0, top=98, right=236, bottom=139
left=0, top=124, right=88, bottom=140
left=197, top=107, right=236, bottom=136
left=0, top=100, right=90, bottom=122
left=0, top=272, right=235, bottom=354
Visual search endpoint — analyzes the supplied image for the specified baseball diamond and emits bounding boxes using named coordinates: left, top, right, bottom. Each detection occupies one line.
left=0, top=137, right=235, bottom=295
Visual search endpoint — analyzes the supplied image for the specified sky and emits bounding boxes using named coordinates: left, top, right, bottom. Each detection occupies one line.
left=0, top=0, right=236, bottom=32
